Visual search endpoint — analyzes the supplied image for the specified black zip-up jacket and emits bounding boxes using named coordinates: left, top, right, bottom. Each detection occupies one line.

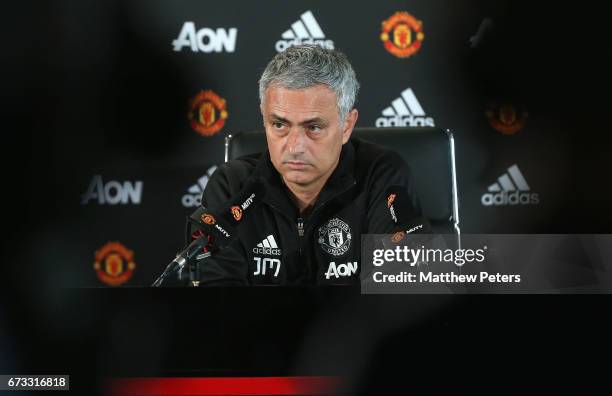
left=196, top=137, right=423, bottom=286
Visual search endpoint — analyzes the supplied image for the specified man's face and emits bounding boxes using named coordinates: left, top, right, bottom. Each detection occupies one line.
left=261, top=85, right=358, bottom=190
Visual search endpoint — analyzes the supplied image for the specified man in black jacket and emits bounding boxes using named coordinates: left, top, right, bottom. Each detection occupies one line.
left=197, top=44, right=424, bottom=286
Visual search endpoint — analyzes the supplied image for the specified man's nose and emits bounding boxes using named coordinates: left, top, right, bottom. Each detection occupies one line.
left=287, top=128, right=306, bottom=154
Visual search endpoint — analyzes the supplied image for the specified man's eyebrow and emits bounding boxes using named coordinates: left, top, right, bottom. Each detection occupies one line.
left=269, top=114, right=327, bottom=126
left=269, top=114, right=290, bottom=123
left=298, top=117, right=327, bottom=126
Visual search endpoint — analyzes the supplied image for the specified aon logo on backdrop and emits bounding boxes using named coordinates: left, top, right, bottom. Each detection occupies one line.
left=173, top=22, right=237, bottom=53
left=81, top=175, right=143, bottom=205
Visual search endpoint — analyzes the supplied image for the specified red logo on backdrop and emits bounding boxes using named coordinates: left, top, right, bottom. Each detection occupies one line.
left=387, top=194, right=396, bottom=208
left=231, top=206, right=243, bottom=221
left=486, top=104, right=528, bottom=135
left=93, top=242, right=136, bottom=286
left=381, top=12, right=425, bottom=58
left=188, top=90, right=228, bottom=136
left=201, top=213, right=216, bottom=225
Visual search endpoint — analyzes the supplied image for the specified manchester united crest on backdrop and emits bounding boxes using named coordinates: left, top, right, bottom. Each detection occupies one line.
left=486, top=103, right=528, bottom=135
left=93, top=242, right=136, bottom=286
left=380, top=12, right=425, bottom=58
left=188, top=90, right=228, bottom=136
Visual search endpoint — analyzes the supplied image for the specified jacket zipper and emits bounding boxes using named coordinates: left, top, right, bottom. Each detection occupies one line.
left=266, top=179, right=356, bottom=271
left=297, top=217, right=304, bottom=257
left=266, top=180, right=356, bottom=233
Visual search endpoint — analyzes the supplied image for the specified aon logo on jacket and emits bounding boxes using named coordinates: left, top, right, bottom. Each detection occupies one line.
left=325, top=261, right=358, bottom=279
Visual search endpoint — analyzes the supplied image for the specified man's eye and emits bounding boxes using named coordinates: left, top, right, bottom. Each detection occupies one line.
left=308, top=125, right=322, bottom=132
left=272, top=122, right=284, bottom=129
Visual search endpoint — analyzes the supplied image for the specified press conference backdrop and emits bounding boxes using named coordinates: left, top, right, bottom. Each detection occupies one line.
left=24, top=0, right=608, bottom=287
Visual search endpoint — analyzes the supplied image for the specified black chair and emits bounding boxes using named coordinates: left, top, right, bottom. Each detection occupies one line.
left=224, top=127, right=460, bottom=236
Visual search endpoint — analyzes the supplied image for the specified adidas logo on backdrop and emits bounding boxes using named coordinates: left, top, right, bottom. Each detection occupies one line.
left=275, top=11, right=334, bottom=52
left=481, top=164, right=539, bottom=206
left=182, top=165, right=218, bottom=208
left=375, top=88, right=435, bottom=127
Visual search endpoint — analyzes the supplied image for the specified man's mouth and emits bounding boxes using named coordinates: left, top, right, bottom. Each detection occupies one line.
left=284, top=161, right=310, bottom=170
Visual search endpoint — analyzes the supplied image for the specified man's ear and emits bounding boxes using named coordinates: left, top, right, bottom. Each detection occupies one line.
left=342, top=108, right=359, bottom=144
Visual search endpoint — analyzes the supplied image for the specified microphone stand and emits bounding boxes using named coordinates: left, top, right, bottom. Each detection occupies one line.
left=152, top=236, right=209, bottom=287
left=154, top=204, right=236, bottom=287
left=187, top=251, right=212, bottom=287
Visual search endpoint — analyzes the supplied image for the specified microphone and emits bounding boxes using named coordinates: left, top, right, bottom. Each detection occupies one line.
left=152, top=211, right=226, bottom=287
left=153, top=182, right=264, bottom=287
left=151, top=236, right=209, bottom=287
left=152, top=181, right=266, bottom=286
left=186, top=181, right=265, bottom=251
left=187, top=206, right=236, bottom=250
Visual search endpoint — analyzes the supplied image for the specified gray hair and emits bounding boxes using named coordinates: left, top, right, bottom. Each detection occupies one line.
left=259, top=44, right=359, bottom=123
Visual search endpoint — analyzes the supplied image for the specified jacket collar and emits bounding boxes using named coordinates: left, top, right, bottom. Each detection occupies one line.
left=252, top=140, right=357, bottom=217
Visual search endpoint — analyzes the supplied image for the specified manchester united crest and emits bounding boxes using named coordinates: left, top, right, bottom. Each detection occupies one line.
left=93, top=241, right=136, bottom=286
left=380, top=12, right=425, bottom=59
left=318, top=218, right=351, bottom=257
left=188, top=90, right=228, bottom=137
left=201, top=213, right=216, bottom=225
left=391, top=231, right=405, bottom=243
left=486, top=103, right=528, bottom=135
left=231, top=206, right=243, bottom=221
